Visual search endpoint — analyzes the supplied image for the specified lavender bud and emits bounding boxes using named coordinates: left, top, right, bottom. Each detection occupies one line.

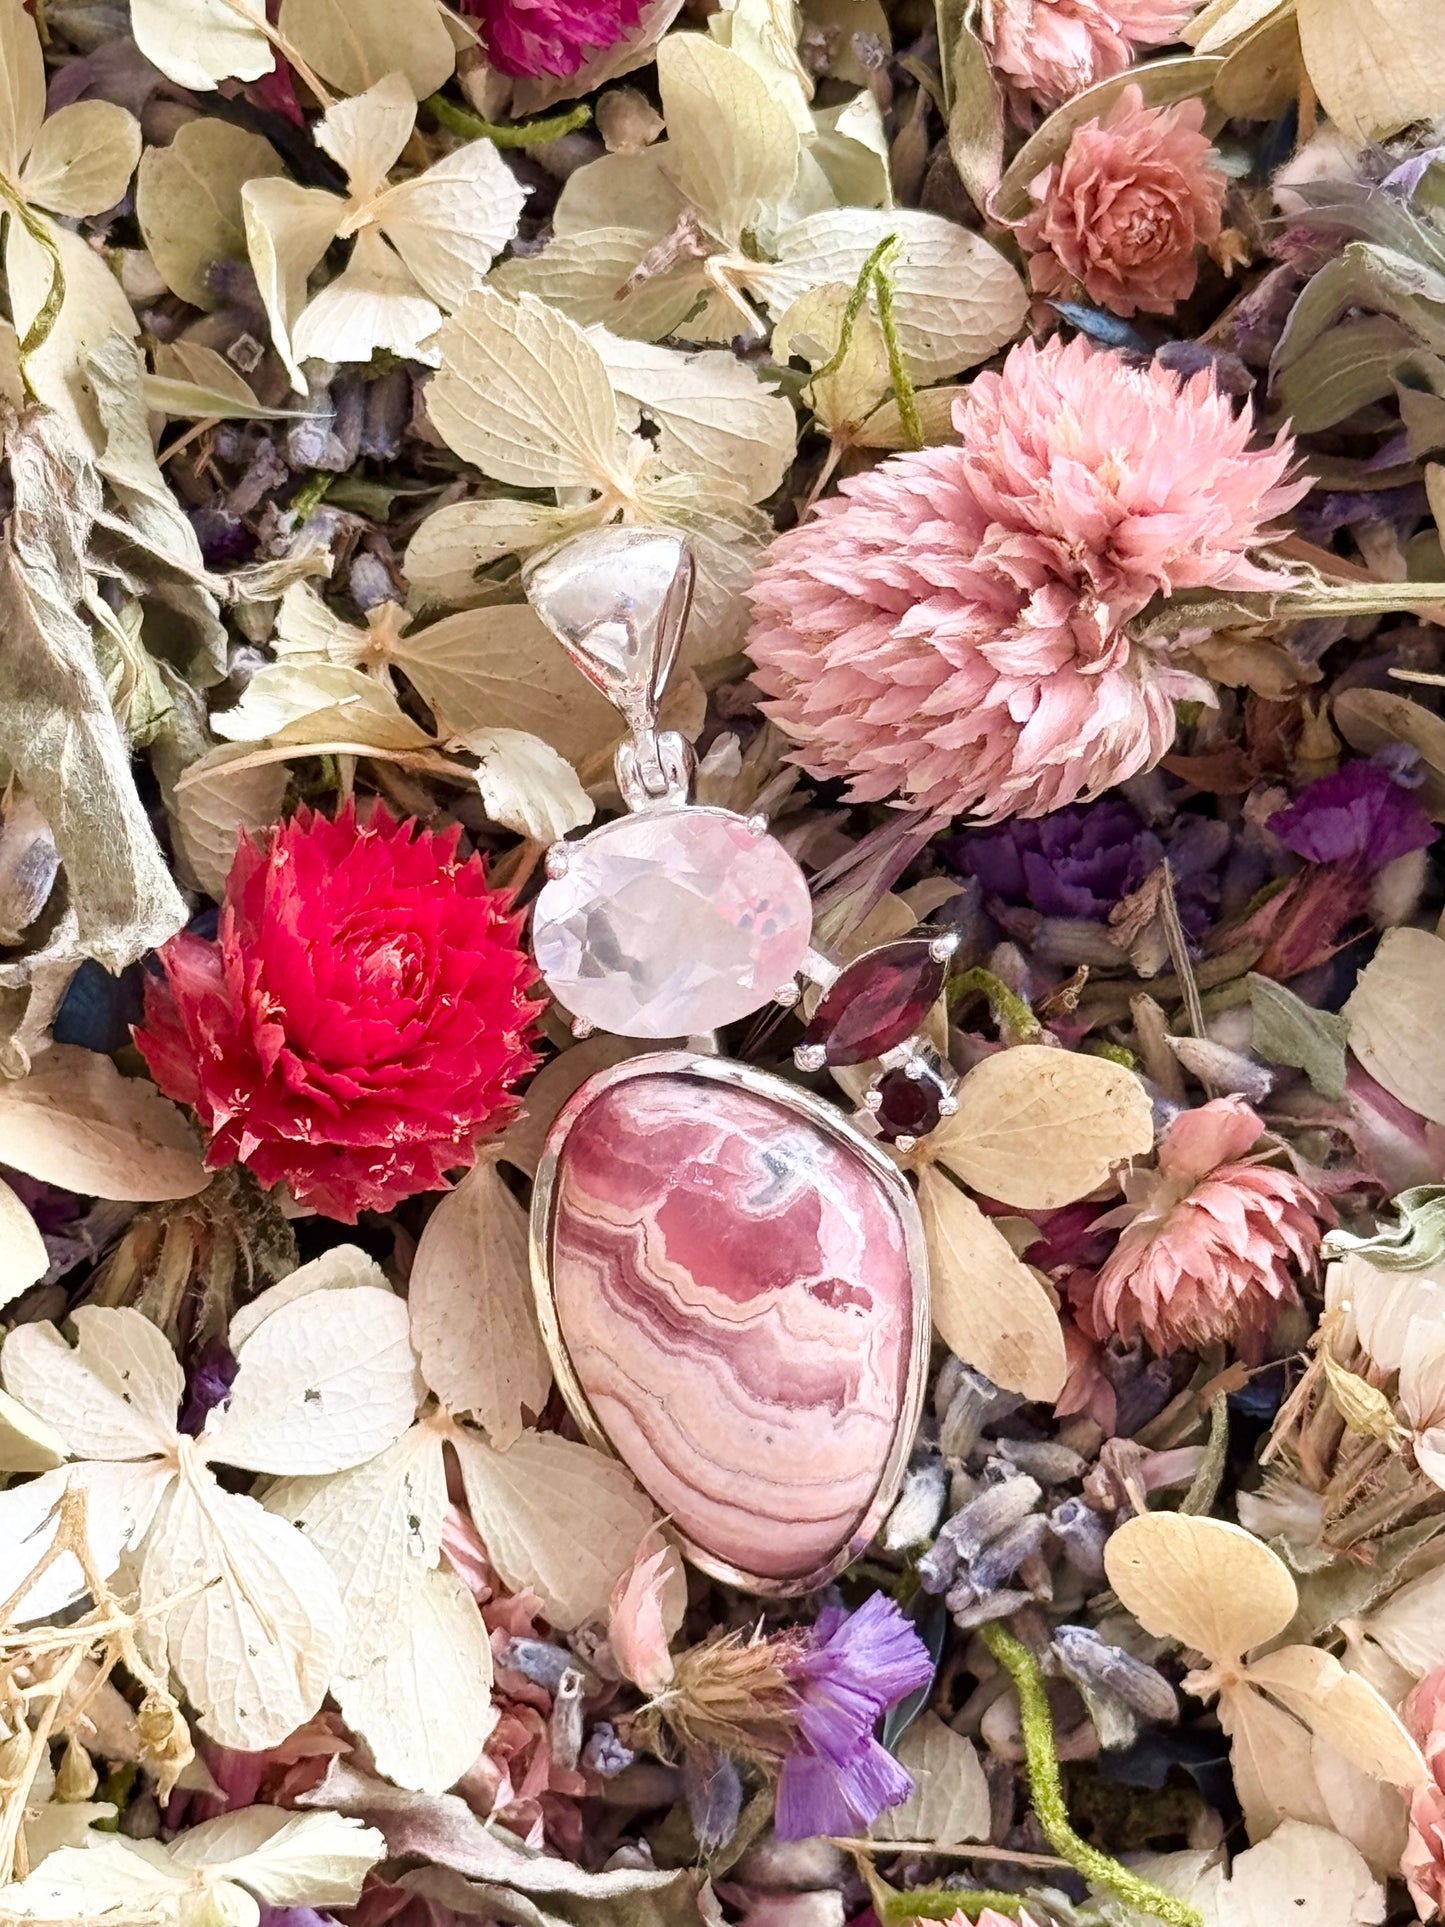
left=582, top=1722, right=635, bottom=1777
left=349, top=552, right=397, bottom=612
left=549, top=1667, right=586, bottom=1771
left=917, top=1532, right=961, bottom=1595
left=360, top=368, right=410, bottom=459
left=1052, top=1625, right=1178, bottom=1727
left=940, top=1367, right=1000, bottom=1460
left=995, top=1439, right=1087, bottom=1484
left=970, top=1513, right=1050, bottom=1591
left=1048, top=1497, right=1111, bottom=1578
left=946, top=1474, right=1042, bottom=1562
left=883, top=1459, right=948, bottom=1551
left=951, top=1587, right=1033, bottom=1630
left=944, top=1576, right=977, bottom=1615
left=499, top=1637, right=578, bottom=1690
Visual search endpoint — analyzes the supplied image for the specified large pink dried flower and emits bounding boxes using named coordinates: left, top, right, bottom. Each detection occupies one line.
left=1020, top=87, right=1226, bottom=316
left=459, top=0, right=646, bottom=77
left=1092, top=1097, right=1331, bottom=1356
left=981, top=0, right=1197, bottom=119
left=746, top=337, right=1303, bottom=824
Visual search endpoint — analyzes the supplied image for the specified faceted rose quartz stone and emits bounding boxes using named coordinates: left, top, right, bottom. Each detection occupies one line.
left=530, top=806, right=813, bottom=1038
left=549, top=1071, right=918, bottom=1583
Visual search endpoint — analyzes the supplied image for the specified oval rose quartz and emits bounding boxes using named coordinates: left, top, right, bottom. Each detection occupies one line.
left=548, top=1071, right=917, bottom=1583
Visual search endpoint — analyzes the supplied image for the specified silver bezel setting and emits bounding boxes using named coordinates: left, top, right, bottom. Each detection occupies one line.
left=529, top=1049, right=933, bottom=1598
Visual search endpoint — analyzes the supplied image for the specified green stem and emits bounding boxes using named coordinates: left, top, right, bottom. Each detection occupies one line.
left=0, top=180, right=65, bottom=367
left=881, top=1889, right=1023, bottom=1922
left=806, top=231, right=923, bottom=449
left=290, top=472, right=333, bottom=522
left=1138, top=579, right=1445, bottom=639
left=1181, top=1394, right=1230, bottom=1517
left=425, top=93, right=592, bottom=148
left=980, top=1622, right=1204, bottom=1927
left=947, top=966, right=1042, bottom=1042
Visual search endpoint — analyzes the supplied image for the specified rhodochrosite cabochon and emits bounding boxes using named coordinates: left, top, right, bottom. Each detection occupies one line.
left=531, top=1052, right=931, bottom=1593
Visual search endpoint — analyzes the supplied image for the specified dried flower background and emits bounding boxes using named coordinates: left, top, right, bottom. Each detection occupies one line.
left=1, top=0, right=1445, bottom=1922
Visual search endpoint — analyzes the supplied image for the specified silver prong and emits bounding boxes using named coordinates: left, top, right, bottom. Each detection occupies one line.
left=773, top=980, right=801, bottom=1009
left=929, top=933, right=960, bottom=964
left=938, top=1093, right=960, bottom=1117
left=894, top=1134, right=918, bottom=1153
left=746, top=812, right=770, bottom=837
left=545, top=843, right=570, bottom=879
left=863, top=1087, right=883, bottom=1113
left=794, top=1042, right=827, bottom=1072
left=904, top=1057, right=927, bottom=1081
left=571, top=1014, right=595, bottom=1039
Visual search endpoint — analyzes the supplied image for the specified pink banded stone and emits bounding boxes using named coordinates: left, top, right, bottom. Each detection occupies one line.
left=548, top=1070, right=918, bottom=1584
left=530, top=806, right=813, bottom=1039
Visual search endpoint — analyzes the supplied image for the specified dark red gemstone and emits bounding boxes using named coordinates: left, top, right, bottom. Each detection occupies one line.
left=874, top=1065, right=944, bottom=1140
left=804, top=939, right=947, bottom=1067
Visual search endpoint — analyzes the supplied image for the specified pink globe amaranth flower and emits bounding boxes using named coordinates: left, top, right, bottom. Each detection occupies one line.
left=980, top=0, right=1197, bottom=119
left=458, top=0, right=645, bottom=77
left=136, top=800, right=541, bottom=1222
left=746, top=336, right=1305, bottom=825
left=1405, top=1667, right=1445, bottom=1917
left=1092, top=1097, right=1331, bottom=1356
left=1020, top=86, right=1226, bottom=318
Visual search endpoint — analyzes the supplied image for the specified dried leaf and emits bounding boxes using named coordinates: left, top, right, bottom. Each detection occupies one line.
left=451, top=1427, right=656, bottom=1628
left=137, top=120, right=285, bottom=311
left=1296, top=0, right=1445, bottom=142
left=3, top=1306, right=183, bottom=1459
left=427, top=288, right=629, bottom=494
left=462, top=727, right=595, bottom=841
left=332, top=1566, right=497, bottom=1794
left=871, top=1711, right=991, bottom=1844
left=1343, top=926, right=1445, bottom=1124
left=129, top=0, right=275, bottom=88
left=0, top=1384, right=67, bottom=1472
left=1250, top=972, right=1349, bottom=1098
left=654, top=33, right=800, bottom=244
left=241, top=176, right=350, bottom=392
left=1105, top=1512, right=1299, bottom=1663
left=916, top=1166, right=1067, bottom=1402
left=0, top=409, right=185, bottom=980
left=772, top=282, right=892, bottom=437
left=1240, top=1644, right=1425, bottom=1789
left=266, top=1421, right=449, bottom=1663
left=170, top=743, right=289, bottom=902
left=0, top=1045, right=207, bottom=1202
left=211, top=662, right=434, bottom=752
left=140, top=1473, right=346, bottom=1750
left=206, top=1287, right=423, bottom=1475
left=932, top=1044, right=1153, bottom=1210
left=0, top=0, right=43, bottom=182
left=0, top=1171, right=47, bottom=1308
left=1208, top=1821, right=1385, bottom=1927
left=278, top=0, right=457, bottom=96
left=7, top=220, right=140, bottom=454
left=20, top=101, right=141, bottom=219
left=409, top=1161, right=551, bottom=1448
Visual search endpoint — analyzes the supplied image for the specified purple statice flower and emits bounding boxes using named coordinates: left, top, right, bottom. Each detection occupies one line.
left=944, top=797, right=1222, bottom=938
left=178, top=1340, right=240, bottom=1436
left=775, top=1594, right=934, bottom=1839
left=1268, top=760, right=1437, bottom=869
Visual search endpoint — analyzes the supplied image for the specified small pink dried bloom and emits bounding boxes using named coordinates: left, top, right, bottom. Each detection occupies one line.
left=980, top=0, right=1197, bottom=118
left=1092, top=1096, right=1331, bottom=1356
left=1020, top=86, right=1227, bottom=317
left=459, top=0, right=646, bottom=77
left=746, top=336, right=1303, bottom=824
left=1405, top=1667, right=1445, bottom=1917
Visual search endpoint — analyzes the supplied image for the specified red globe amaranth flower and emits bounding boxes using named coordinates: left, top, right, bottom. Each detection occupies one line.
left=1019, top=87, right=1227, bottom=317
left=136, top=802, right=541, bottom=1221
left=459, top=0, right=646, bottom=78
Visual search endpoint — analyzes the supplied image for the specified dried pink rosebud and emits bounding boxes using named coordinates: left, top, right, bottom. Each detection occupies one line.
left=980, top=0, right=1196, bottom=119
left=1090, top=1097, right=1333, bottom=1356
left=747, top=337, right=1304, bottom=825
left=1019, top=86, right=1227, bottom=317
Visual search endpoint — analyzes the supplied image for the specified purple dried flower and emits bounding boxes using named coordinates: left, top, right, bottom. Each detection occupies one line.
left=944, top=796, right=1221, bottom=937
left=1268, top=759, right=1436, bottom=869
left=774, top=1594, right=933, bottom=1839
left=178, top=1341, right=239, bottom=1436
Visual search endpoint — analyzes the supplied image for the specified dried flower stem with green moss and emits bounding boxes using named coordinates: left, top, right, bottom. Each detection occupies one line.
left=981, top=1620, right=1205, bottom=1927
